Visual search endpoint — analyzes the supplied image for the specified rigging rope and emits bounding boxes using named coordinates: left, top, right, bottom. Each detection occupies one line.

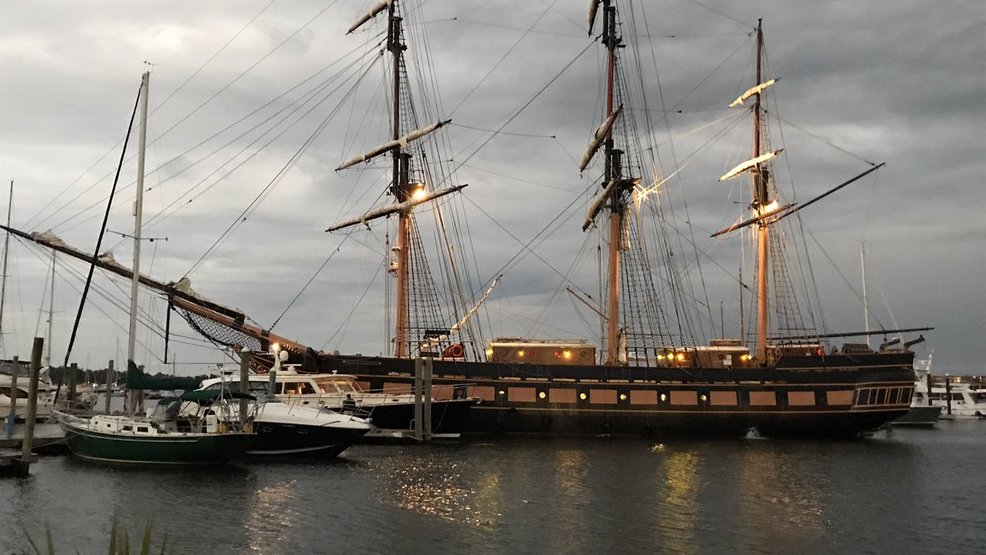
left=62, top=83, right=141, bottom=367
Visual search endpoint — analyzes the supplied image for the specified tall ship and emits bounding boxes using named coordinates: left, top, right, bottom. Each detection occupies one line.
left=3, top=1, right=924, bottom=438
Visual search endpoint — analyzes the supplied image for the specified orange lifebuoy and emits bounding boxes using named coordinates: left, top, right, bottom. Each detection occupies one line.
left=443, top=343, right=465, bottom=358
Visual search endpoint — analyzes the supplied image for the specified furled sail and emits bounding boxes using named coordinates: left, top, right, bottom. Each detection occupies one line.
left=588, top=0, right=602, bottom=35
left=719, top=149, right=782, bottom=181
left=578, top=105, right=623, bottom=172
left=728, top=78, right=777, bottom=108
left=582, top=178, right=639, bottom=231
left=326, top=184, right=467, bottom=232
left=336, top=119, right=451, bottom=171
left=347, top=0, right=393, bottom=34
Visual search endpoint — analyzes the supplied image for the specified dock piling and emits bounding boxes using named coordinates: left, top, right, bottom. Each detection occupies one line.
left=4, top=356, right=18, bottom=439
left=239, top=349, right=250, bottom=432
left=67, top=362, right=77, bottom=412
left=105, top=360, right=114, bottom=414
left=412, top=356, right=433, bottom=443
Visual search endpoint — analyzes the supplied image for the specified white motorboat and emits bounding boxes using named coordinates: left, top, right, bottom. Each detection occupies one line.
left=0, top=372, right=56, bottom=421
left=912, top=359, right=986, bottom=420
left=191, top=377, right=371, bottom=456
left=203, top=351, right=478, bottom=440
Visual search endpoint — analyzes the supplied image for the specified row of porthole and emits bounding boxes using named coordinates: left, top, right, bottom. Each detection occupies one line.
left=494, top=390, right=712, bottom=403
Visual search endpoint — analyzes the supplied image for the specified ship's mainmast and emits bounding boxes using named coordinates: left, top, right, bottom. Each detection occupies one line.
left=601, top=1, right=624, bottom=366
left=333, top=0, right=460, bottom=359
left=387, top=1, right=411, bottom=358
left=583, top=0, right=637, bottom=366
left=752, top=20, right=770, bottom=361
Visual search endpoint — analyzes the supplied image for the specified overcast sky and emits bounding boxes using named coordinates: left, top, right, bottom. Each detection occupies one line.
left=0, top=0, right=982, bottom=375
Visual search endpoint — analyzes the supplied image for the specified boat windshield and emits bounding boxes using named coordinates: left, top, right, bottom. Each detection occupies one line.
left=202, top=381, right=270, bottom=396
left=315, top=378, right=360, bottom=394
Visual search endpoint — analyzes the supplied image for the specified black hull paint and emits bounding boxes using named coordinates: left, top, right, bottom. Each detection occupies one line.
left=250, top=421, right=367, bottom=457
left=294, top=350, right=915, bottom=438
left=360, top=399, right=476, bottom=435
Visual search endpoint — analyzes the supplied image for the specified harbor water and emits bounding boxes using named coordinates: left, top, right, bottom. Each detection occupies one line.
left=2, top=422, right=984, bottom=554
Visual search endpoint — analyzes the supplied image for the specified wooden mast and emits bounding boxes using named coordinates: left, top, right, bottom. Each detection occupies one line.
left=387, top=1, right=410, bottom=358
left=602, top=1, right=624, bottom=366
left=127, top=70, right=149, bottom=412
left=752, top=20, right=770, bottom=361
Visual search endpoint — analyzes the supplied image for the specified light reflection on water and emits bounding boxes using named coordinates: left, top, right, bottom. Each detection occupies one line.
left=657, top=450, right=699, bottom=552
left=2, top=424, right=983, bottom=554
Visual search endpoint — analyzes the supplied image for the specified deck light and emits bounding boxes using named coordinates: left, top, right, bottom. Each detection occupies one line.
left=660, top=393, right=667, bottom=402
left=579, top=392, right=587, bottom=401
left=619, top=393, right=627, bottom=401
left=538, top=391, right=546, bottom=399
left=411, top=181, right=427, bottom=201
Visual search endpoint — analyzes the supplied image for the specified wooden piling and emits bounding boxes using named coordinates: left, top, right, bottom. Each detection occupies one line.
left=413, top=357, right=423, bottom=442
left=21, top=338, right=44, bottom=463
left=945, top=376, right=952, bottom=416
left=4, top=356, right=18, bottom=439
left=105, top=360, right=114, bottom=414
left=239, top=349, right=250, bottom=432
left=67, top=362, right=77, bottom=412
left=423, top=356, right=433, bottom=442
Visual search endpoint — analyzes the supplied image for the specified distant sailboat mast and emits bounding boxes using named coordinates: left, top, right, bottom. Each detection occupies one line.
left=45, top=251, right=55, bottom=367
left=861, top=241, right=871, bottom=348
left=0, top=181, right=11, bottom=353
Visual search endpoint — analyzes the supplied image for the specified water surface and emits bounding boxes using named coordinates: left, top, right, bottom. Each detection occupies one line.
left=2, top=422, right=983, bottom=554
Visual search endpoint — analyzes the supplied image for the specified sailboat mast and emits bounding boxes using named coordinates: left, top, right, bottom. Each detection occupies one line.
left=0, top=181, right=11, bottom=352
left=861, top=241, right=870, bottom=348
left=752, top=20, right=770, bottom=361
left=602, top=0, right=623, bottom=366
left=46, top=251, right=55, bottom=367
left=128, top=71, right=149, bottom=371
left=387, top=1, right=410, bottom=358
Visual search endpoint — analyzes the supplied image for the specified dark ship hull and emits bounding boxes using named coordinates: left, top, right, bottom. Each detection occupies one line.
left=297, top=350, right=914, bottom=439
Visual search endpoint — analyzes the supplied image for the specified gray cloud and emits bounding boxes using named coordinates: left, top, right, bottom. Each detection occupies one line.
left=0, top=0, right=982, bottom=375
